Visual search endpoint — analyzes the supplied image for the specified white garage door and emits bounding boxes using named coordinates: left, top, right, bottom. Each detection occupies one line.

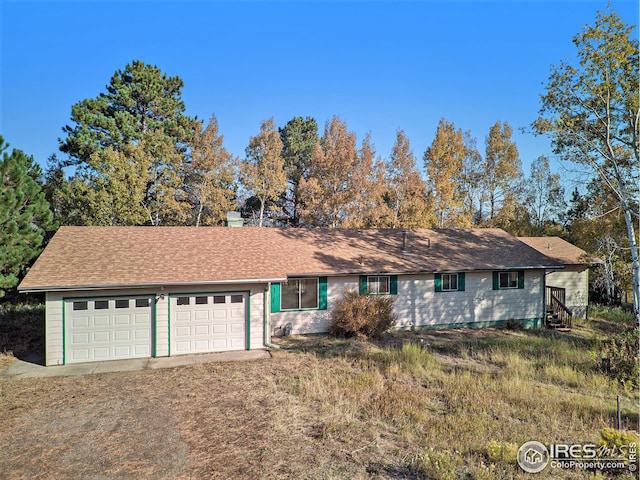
left=171, top=293, right=246, bottom=355
left=66, top=297, right=153, bottom=364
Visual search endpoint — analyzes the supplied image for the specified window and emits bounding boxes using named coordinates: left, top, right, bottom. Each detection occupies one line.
left=281, top=278, right=319, bottom=310
left=271, top=278, right=327, bottom=313
left=176, top=296, right=190, bottom=306
left=434, top=273, right=465, bottom=292
left=230, top=295, right=243, bottom=304
left=500, top=272, right=518, bottom=289
left=73, top=301, right=88, bottom=311
left=195, top=296, right=208, bottom=305
left=367, top=276, right=390, bottom=294
left=359, top=275, right=398, bottom=295
left=213, top=296, right=226, bottom=304
left=442, top=273, right=458, bottom=291
left=115, top=299, right=130, bottom=309
left=493, top=271, right=524, bottom=290
left=94, top=300, right=109, bottom=310
left=135, top=298, right=150, bottom=308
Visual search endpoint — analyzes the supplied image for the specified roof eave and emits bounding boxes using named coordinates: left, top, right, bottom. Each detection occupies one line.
left=286, top=265, right=564, bottom=277
left=17, top=277, right=287, bottom=293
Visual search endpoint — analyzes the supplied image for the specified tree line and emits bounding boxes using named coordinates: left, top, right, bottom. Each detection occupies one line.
left=1, top=9, right=638, bottom=323
left=44, top=62, right=563, bottom=235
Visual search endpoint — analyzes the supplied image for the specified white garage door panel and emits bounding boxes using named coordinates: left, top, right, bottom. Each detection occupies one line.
left=66, top=297, right=153, bottom=364
left=172, top=293, right=246, bottom=355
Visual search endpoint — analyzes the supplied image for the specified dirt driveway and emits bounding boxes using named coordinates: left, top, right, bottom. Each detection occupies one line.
left=0, top=354, right=327, bottom=480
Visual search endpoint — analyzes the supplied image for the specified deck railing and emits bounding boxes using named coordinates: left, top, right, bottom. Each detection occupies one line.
left=546, top=286, right=573, bottom=328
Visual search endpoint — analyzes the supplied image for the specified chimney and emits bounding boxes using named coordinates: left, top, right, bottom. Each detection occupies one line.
left=226, top=212, right=243, bottom=227
left=402, top=230, right=408, bottom=253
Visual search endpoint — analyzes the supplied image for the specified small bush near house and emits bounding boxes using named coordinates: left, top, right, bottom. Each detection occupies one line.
left=329, top=291, right=396, bottom=340
left=503, top=318, right=523, bottom=330
left=596, top=327, right=639, bottom=389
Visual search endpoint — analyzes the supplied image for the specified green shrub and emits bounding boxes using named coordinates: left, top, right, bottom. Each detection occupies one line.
left=590, top=305, right=636, bottom=326
left=329, top=291, right=396, bottom=340
left=485, top=440, right=518, bottom=464
left=597, top=327, right=639, bottom=389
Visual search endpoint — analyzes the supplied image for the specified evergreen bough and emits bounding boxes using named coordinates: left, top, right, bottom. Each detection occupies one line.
left=0, top=137, right=54, bottom=297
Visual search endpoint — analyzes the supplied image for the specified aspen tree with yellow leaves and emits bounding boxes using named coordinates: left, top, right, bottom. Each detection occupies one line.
left=239, top=118, right=286, bottom=227
left=424, top=118, right=470, bottom=228
left=534, top=9, right=639, bottom=324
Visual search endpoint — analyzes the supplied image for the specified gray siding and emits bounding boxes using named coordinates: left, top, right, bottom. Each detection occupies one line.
left=271, top=276, right=358, bottom=334
left=546, top=266, right=589, bottom=318
left=271, top=271, right=545, bottom=335
left=395, top=271, right=544, bottom=328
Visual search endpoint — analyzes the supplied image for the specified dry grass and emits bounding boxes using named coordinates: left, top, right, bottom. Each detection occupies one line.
left=0, top=310, right=638, bottom=479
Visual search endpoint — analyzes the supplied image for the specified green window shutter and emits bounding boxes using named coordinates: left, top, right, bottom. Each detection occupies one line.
left=270, top=283, right=281, bottom=313
left=518, top=270, right=525, bottom=289
left=493, top=272, right=499, bottom=290
left=434, top=273, right=442, bottom=292
left=458, top=272, right=465, bottom=291
left=390, top=275, right=398, bottom=295
left=359, top=275, right=367, bottom=294
left=319, top=277, right=328, bottom=310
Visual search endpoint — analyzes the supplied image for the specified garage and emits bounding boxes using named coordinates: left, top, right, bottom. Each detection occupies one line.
left=65, top=296, right=153, bottom=363
left=171, top=293, right=246, bottom=355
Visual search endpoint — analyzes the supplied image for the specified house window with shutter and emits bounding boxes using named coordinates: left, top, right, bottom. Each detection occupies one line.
left=359, top=275, right=398, bottom=295
left=270, top=277, right=328, bottom=312
left=434, top=273, right=465, bottom=292
left=493, top=271, right=525, bottom=290
left=367, top=276, right=390, bottom=295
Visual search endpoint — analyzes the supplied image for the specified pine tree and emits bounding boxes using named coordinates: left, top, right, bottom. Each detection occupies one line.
left=59, top=60, right=199, bottom=225
left=0, top=137, right=54, bottom=297
left=279, top=117, right=318, bottom=226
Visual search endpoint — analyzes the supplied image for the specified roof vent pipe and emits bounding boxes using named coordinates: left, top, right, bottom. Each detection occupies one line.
left=402, top=230, right=408, bottom=253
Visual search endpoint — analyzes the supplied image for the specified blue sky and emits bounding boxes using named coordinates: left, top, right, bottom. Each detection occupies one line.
left=1, top=0, right=638, bottom=186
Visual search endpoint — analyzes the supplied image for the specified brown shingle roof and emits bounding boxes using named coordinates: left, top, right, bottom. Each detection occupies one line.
left=19, top=227, right=565, bottom=292
left=518, top=236, right=592, bottom=265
